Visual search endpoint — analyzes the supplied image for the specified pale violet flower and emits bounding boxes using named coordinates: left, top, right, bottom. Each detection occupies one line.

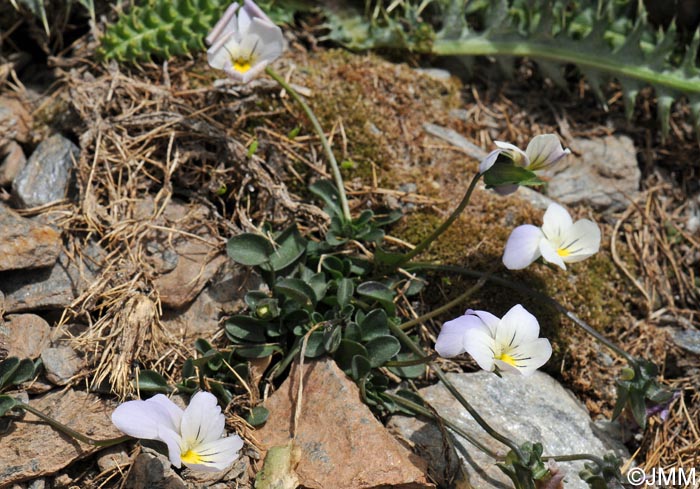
left=435, top=305, right=552, bottom=376
left=479, top=134, right=570, bottom=195
left=503, top=202, right=601, bottom=271
left=112, top=391, right=243, bottom=472
left=206, top=0, right=284, bottom=83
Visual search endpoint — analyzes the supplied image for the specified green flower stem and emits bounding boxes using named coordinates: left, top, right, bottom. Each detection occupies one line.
left=384, top=354, right=437, bottom=367
left=431, top=38, right=700, bottom=96
left=17, top=401, right=130, bottom=447
left=386, top=320, right=522, bottom=457
left=405, top=263, right=636, bottom=365
left=383, top=392, right=502, bottom=460
left=398, top=269, right=491, bottom=331
left=265, top=66, right=352, bottom=223
left=547, top=453, right=605, bottom=465
left=397, top=172, right=481, bottom=265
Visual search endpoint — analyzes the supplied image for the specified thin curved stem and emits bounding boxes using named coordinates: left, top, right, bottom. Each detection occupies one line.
left=383, top=392, right=503, bottom=460
left=265, top=66, right=352, bottom=223
left=18, top=402, right=130, bottom=447
left=397, top=172, right=481, bottom=265
left=405, top=263, right=636, bottom=365
left=386, top=320, right=522, bottom=457
left=547, top=453, right=605, bottom=465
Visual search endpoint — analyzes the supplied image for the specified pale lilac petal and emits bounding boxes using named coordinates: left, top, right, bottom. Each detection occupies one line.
left=496, top=304, right=541, bottom=346
left=243, top=0, right=274, bottom=25
left=494, top=141, right=529, bottom=167
left=507, top=338, right=552, bottom=376
left=463, top=326, right=497, bottom=372
left=559, top=219, right=601, bottom=263
left=111, top=394, right=182, bottom=440
left=502, top=224, right=543, bottom=270
left=237, top=2, right=252, bottom=34
left=157, top=425, right=185, bottom=469
left=249, top=19, right=285, bottom=60
left=182, top=435, right=245, bottom=472
left=206, top=2, right=240, bottom=46
left=466, top=309, right=500, bottom=335
left=524, top=134, right=570, bottom=171
left=181, top=392, right=226, bottom=446
left=539, top=239, right=567, bottom=270
left=541, top=203, right=573, bottom=243
left=435, top=314, right=485, bottom=358
left=479, top=149, right=502, bottom=173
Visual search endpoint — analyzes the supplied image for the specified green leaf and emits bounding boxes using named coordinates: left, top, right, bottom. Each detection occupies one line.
left=365, top=335, right=401, bottom=367
left=0, top=395, right=19, bottom=417
left=246, top=405, right=270, bottom=427
left=321, top=255, right=346, bottom=279
left=359, top=309, right=389, bottom=341
left=344, top=322, right=362, bottom=342
left=387, top=353, right=426, bottom=379
left=336, top=278, right=354, bottom=308
left=195, top=338, right=214, bottom=354
left=483, top=161, right=544, bottom=188
left=225, top=316, right=268, bottom=343
left=334, top=340, right=369, bottom=372
left=351, top=355, right=372, bottom=381
left=323, top=325, right=343, bottom=354
left=227, top=233, right=274, bottom=266
left=137, top=370, right=171, bottom=393
left=182, top=358, right=195, bottom=380
left=11, top=359, right=36, bottom=385
left=629, top=388, right=648, bottom=429
left=309, top=180, right=343, bottom=218
left=235, top=344, right=282, bottom=359
left=306, top=273, right=329, bottom=302
left=304, top=331, right=326, bottom=358
left=357, top=281, right=395, bottom=315
left=0, top=358, right=20, bottom=389
left=374, top=247, right=406, bottom=266
left=275, top=278, right=317, bottom=310
left=262, top=226, right=307, bottom=272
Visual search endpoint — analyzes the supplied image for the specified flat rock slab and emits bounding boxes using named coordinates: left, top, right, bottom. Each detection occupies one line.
left=12, top=134, right=79, bottom=208
left=0, top=205, right=62, bottom=271
left=388, top=371, right=628, bottom=489
left=543, top=135, right=640, bottom=212
left=256, top=358, right=433, bottom=489
left=0, top=389, right=121, bottom=488
left=0, top=314, right=51, bottom=359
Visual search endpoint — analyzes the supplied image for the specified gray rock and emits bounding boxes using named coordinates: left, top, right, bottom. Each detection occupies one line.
left=542, top=135, right=640, bottom=212
left=423, top=123, right=489, bottom=161
left=124, top=448, right=188, bottom=489
left=388, top=371, right=628, bottom=489
left=0, top=314, right=51, bottom=359
left=0, top=242, right=102, bottom=313
left=0, top=95, right=32, bottom=145
left=670, top=328, right=700, bottom=356
left=96, top=446, right=131, bottom=473
left=40, top=346, right=84, bottom=385
left=415, top=68, right=452, bottom=81
left=26, top=479, right=45, bottom=489
left=0, top=204, right=62, bottom=271
left=12, top=134, right=79, bottom=208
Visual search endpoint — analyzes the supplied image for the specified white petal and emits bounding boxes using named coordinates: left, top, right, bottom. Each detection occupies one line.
left=243, top=0, right=275, bottom=25
left=182, top=435, right=245, bottom=472
left=507, top=338, right=552, bottom=376
left=435, top=313, right=484, bottom=358
left=541, top=203, right=573, bottom=242
left=111, top=394, right=182, bottom=440
left=248, top=19, right=284, bottom=60
left=502, top=224, right=543, bottom=270
left=467, top=309, right=500, bottom=335
left=493, top=184, right=519, bottom=196
left=237, top=2, right=252, bottom=34
left=157, top=425, right=186, bottom=469
left=524, top=134, right=570, bottom=171
left=206, top=2, right=240, bottom=46
left=494, top=141, right=529, bottom=167
left=207, top=33, right=239, bottom=70
left=539, top=239, right=567, bottom=270
left=463, top=326, right=497, bottom=372
left=559, top=219, right=601, bottom=263
left=496, top=304, right=541, bottom=346
left=479, top=149, right=502, bottom=174
left=181, top=392, right=226, bottom=446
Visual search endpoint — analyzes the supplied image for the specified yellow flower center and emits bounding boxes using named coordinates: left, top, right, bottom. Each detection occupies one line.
left=557, top=247, right=570, bottom=257
left=181, top=449, right=203, bottom=464
left=233, top=58, right=252, bottom=73
left=497, top=352, right=517, bottom=366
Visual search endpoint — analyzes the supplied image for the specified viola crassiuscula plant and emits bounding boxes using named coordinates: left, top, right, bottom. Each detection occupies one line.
left=206, top=0, right=284, bottom=83
left=112, top=391, right=244, bottom=472
left=435, top=305, right=552, bottom=377
left=502, top=202, right=602, bottom=271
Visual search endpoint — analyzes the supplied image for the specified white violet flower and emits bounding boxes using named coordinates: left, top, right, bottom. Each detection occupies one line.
left=502, top=202, right=601, bottom=271
left=112, top=391, right=244, bottom=472
left=479, top=134, right=570, bottom=195
left=435, top=305, right=552, bottom=376
left=206, top=0, right=284, bottom=83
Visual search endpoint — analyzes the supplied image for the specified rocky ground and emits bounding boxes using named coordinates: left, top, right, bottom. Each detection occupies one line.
left=1, top=12, right=699, bottom=489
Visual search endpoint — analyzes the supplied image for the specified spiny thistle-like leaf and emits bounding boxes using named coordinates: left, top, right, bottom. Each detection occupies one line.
left=325, top=0, right=700, bottom=139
